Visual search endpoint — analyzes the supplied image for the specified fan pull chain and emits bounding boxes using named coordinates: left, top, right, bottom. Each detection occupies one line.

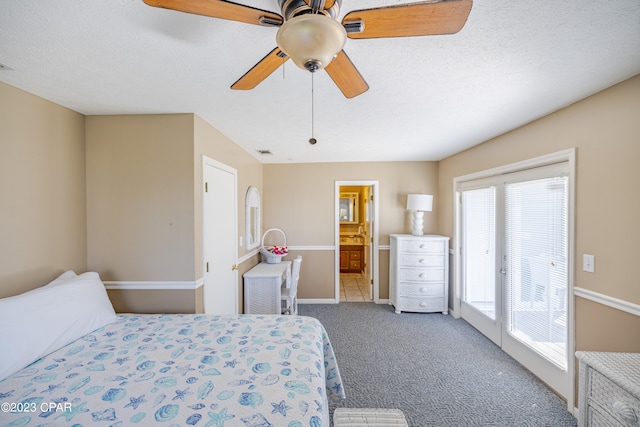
left=309, top=72, right=317, bottom=145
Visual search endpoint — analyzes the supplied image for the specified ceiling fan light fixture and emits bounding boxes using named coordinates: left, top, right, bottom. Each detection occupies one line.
left=276, top=14, right=347, bottom=72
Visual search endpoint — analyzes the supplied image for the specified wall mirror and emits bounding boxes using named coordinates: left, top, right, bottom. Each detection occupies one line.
left=339, top=192, right=359, bottom=224
left=245, top=186, right=261, bottom=250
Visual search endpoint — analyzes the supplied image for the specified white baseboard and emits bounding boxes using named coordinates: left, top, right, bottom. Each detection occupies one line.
left=298, top=299, right=391, bottom=305
left=298, top=299, right=338, bottom=304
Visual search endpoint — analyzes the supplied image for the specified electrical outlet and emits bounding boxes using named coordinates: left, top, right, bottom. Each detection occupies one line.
left=583, top=254, right=595, bottom=273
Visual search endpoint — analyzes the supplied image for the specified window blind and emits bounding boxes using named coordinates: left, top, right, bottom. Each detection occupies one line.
left=504, top=175, right=568, bottom=368
left=462, top=186, right=497, bottom=320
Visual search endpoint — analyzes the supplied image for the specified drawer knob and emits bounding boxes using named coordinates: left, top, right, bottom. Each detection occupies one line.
left=613, top=401, right=638, bottom=424
left=419, top=244, right=426, bottom=249
left=419, top=273, right=425, bottom=278
left=419, top=302, right=428, bottom=307
left=419, top=258, right=425, bottom=264
left=420, top=287, right=427, bottom=292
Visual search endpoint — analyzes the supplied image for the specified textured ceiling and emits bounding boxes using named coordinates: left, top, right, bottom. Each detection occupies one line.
left=1, top=0, right=639, bottom=163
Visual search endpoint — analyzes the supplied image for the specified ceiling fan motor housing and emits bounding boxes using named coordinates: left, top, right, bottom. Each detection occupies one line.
left=278, top=0, right=342, bottom=20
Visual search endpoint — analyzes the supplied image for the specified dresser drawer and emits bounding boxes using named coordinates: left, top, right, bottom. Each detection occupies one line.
left=350, top=251, right=361, bottom=260
left=586, top=403, right=625, bottom=427
left=399, top=239, right=446, bottom=254
left=398, top=282, right=443, bottom=297
left=399, top=268, right=445, bottom=282
left=398, top=296, right=445, bottom=312
left=399, top=254, right=444, bottom=267
left=588, top=369, right=640, bottom=426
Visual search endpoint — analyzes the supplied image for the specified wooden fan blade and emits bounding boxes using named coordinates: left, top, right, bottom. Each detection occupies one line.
left=324, top=50, right=369, bottom=99
left=342, top=0, right=472, bottom=39
left=231, top=48, right=289, bottom=90
left=143, top=0, right=283, bottom=26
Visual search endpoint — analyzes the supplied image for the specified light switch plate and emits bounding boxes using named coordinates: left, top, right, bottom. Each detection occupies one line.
left=583, top=254, right=595, bottom=273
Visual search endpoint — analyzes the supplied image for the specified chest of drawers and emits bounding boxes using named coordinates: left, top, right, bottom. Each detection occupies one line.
left=576, top=351, right=640, bottom=427
left=389, top=234, right=449, bottom=314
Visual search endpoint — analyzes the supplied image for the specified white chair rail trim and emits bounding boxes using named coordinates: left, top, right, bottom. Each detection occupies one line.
left=287, top=246, right=335, bottom=251
left=103, top=278, right=204, bottom=291
left=574, top=287, right=640, bottom=317
left=238, top=249, right=260, bottom=265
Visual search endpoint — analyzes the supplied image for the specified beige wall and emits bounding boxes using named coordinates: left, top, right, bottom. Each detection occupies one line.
left=0, top=82, right=87, bottom=298
left=263, top=161, right=439, bottom=300
left=86, top=114, right=263, bottom=313
left=438, top=74, right=640, bottom=354
left=0, top=91, right=263, bottom=311
left=86, top=114, right=196, bottom=281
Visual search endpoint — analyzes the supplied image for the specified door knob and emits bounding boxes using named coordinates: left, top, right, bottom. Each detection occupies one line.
left=231, top=264, right=238, bottom=271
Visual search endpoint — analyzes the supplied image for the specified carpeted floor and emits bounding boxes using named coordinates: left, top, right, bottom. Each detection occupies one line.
left=299, top=302, right=578, bottom=427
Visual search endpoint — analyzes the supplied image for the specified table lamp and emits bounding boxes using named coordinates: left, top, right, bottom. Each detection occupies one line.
left=406, top=194, right=433, bottom=236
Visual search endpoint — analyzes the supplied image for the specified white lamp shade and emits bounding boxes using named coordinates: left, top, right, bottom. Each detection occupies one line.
left=276, top=14, right=346, bottom=71
left=406, top=194, right=433, bottom=211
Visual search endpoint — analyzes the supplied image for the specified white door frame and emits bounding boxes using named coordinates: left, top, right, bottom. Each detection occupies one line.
left=202, top=155, right=238, bottom=314
left=334, top=180, right=380, bottom=303
left=452, top=148, right=576, bottom=411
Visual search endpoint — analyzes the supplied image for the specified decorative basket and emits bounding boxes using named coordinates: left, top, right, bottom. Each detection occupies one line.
left=260, top=228, right=288, bottom=264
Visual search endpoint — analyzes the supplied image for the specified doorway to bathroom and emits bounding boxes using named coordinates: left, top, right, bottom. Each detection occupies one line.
left=334, top=181, right=379, bottom=303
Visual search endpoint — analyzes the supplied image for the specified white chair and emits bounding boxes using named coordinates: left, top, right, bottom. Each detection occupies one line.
left=281, top=256, right=301, bottom=315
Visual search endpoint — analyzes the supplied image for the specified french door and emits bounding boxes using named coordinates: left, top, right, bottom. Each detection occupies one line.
left=458, top=158, right=573, bottom=400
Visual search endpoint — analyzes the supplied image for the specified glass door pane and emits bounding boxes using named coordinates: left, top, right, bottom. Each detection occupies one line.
left=462, top=187, right=497, bottom=319
left=504, top=176, right=568, bottom=369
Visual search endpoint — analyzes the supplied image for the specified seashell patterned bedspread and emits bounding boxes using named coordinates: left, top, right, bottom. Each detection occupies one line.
left=0, top=313, right=345, bottom=426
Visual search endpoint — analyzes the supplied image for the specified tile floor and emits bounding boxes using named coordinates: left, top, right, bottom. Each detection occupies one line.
left=340, top=273, right=372, bottom=302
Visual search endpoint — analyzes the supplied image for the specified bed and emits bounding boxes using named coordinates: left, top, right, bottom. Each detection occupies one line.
left=0, top=271, right=345, bottom=426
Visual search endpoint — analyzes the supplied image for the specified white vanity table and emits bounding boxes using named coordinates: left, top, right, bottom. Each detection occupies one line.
left=243, top=261, right=291, bottom=314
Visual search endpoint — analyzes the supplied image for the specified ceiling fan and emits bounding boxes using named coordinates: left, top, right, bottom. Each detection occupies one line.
left=142, top=0, right=473, bottom=98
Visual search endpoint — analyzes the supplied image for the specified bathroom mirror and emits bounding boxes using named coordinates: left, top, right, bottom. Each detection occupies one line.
left=339, top=192, right=359, bottom=224
left=245, top=186, right=261, bottom=250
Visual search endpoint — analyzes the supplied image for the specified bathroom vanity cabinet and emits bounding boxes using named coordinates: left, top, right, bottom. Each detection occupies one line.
left=340, top=245, right=363, bottom=273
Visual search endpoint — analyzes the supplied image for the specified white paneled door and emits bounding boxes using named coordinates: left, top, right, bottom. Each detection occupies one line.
left=458, top=157, right=573, bottom=402
left=203, top=157, right=238, bottom=315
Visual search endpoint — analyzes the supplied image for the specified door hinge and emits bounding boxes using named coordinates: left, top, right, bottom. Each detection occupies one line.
left=371, top=279, right=373, bottom=285
left=205, top=182, right=208, bottom=192
left=206, top=261, right=209, bottom=272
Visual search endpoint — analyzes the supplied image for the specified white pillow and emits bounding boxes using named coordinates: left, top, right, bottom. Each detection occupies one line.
left=44, top=270, right=77, bottom=287
left=0, top=272, right=117, bottom=381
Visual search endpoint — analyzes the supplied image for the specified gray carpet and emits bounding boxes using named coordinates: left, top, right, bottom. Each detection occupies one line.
left=299, top=303, right=577, bottom=427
